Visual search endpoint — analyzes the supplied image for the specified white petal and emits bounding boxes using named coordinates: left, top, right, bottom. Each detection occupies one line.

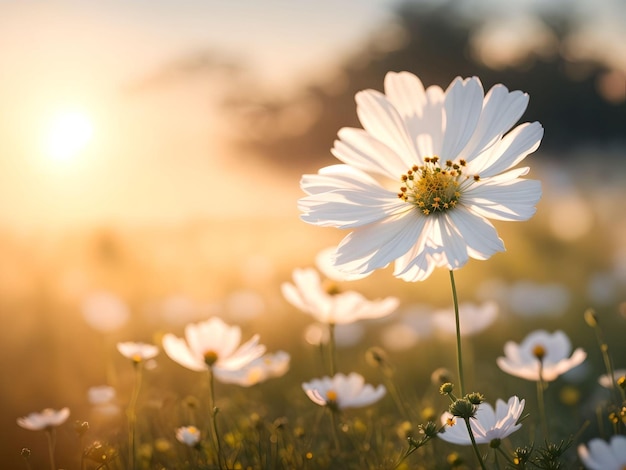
left=383, top=71, right=427, bottom=119
left=441, top=77, right=484, bottom=160
left=464, top=178, right=541, bottom=221
left=162, top=334, right=206, bottom=372
left=456, top=85, right=529, bottom=162
left=333, top=128, right=410, bottom=179
left=334, top=212, right=427, bottom=275
left=466, top=122, right=543, bottom=178
left=446, top=208, right=505, bottom=260
left=355, top=89, right=420, bottom=165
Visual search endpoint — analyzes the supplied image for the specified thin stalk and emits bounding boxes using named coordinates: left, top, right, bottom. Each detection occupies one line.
left=45, top=429, right=57, bottom=470
left=537, top=361, right=548, bottom=439
left=207, top=368, right=224, bottom=469
left=463, top=418, right=487, bottom=470
left=328, top=409, right=341, bottom=453
left=127, top=362, right=143, bottom=470
left=449, top=270, right=465, bottom=395
left=328, top=323, right=337, bottom=376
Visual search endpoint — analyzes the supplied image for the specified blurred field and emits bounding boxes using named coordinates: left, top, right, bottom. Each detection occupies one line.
left=2, top=155, right=626, bottom=468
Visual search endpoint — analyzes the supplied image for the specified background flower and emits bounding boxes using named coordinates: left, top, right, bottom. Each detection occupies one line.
left=281, top=267, right=399, bottom=324
left=302, top=372, right=386, bottom=410
left=496, top=330, right=586, bottom=381
left=17, top=407, right=70, bottom=431
left=176, top=426, right=201, bottom=447
left=162, top=317, right=266, bottom=373
left=117, top=342, right=159, bottom=363
left=578, top=435, right=626, bottom=470
left=438, top=396, right=524, bottom=445
left=432, top=301, right=498, bottom=337
left=299, top=71, right=543, bottom=281
left=214, top=351, right=290, bottom=387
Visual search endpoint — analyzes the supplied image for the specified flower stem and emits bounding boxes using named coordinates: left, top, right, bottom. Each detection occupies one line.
left=449, top=270, right=465, bottom=396
left=328, top=322, right=337, bottom=376
left=207, top=368, right=224, bottom=469
left=537, top=362, right=549, bottom=439
left=45, top=429, right=57, bottom=470
left=463, top=418, right=487, bottom=470
left=127, top=362, right=143, bottom=470
left=329, top=409, right=341, bottom=453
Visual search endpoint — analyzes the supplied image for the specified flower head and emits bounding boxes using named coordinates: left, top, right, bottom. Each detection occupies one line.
left=281, top=268, right=399, bottom=324
left=176, top=426, right=202, bottom=447
left=598, top=369, right=626, bottom=389
left=117, top=342, right=159, bottom=364
left=432, top=301, right=498, bottom=337
left=214, top=351, right=290, bottom=387
left=438, top=396, right=524, bottom=445
left=17, top=408, right=70, bottom=431
left=302, top=372, right=386, bottom=410
left=578, top=435, right=626, bottom=470
left=162, top=317, right=266, bottom=373
left=299, top=71, right=543, bottom=281
left=496, top=330, right=586, bottom=382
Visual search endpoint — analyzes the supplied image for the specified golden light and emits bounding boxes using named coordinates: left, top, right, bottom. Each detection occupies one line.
left=43, top=109, right=94, bottom=162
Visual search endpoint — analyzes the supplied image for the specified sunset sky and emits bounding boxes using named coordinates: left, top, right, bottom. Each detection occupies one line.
left=0, top=0, right=623, bottom=232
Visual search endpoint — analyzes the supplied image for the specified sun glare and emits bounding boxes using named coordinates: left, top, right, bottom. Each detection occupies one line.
left=44, top=110, right=94, bottom=162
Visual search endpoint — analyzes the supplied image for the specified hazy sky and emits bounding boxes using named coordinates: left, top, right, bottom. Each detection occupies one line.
left=0, top=0, right=400, bottom=231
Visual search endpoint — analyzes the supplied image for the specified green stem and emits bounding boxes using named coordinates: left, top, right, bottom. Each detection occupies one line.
left=45, top=429, right=56, bottom=470
left=537, top=362, right=548, bottom=439
left=463, top=418, right=487, bottom=470
left=207, top=368, right=224, bottom=469
left=329, top=409, right=341, bottom=453
left=328, top=322, right=337, bottom=376
left=127, top=362, right=143, bottom=470
left=449, top=270, right=465, bottom=396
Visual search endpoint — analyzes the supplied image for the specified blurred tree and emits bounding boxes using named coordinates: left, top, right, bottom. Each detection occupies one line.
left=221, top=0, right=626, bottom=172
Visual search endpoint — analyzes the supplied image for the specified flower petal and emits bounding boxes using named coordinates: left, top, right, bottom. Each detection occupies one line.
left=441, top=77, right=484, bottom=160
left=464, top=178, right=541, bottom=221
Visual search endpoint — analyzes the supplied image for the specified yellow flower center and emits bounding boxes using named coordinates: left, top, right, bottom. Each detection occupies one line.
left=398, top=156, right=477, bottom=215
left=204, top=350, right=219, bottom=367
left=532, top=344, right=546, bottom=361
left=326, top=390, right=338, bottom=403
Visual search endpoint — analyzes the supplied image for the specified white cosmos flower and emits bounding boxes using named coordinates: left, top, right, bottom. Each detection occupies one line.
left=176, top=425, right=201, bottom=447
left=162, top=317, right=266, bottom=373
left=302, top=372, right=386, bottom=410
left=496, top=330, right=586, bottom=382
left=299, top=71, right=543, bottom=282
left=432, top=301, right=498, bottom=336
left=214, top=351, right=290, bottom=387
left=438, top=396, right=524, bottom=445
left=578, top=435, right=626, bottom=470
left=117, top=342, right=159, bottom=363
left=598, top=369, right=626, bottom=389
left=17, top=407, right=70, bottom=431
left=281, top=268, right=399, bottom=324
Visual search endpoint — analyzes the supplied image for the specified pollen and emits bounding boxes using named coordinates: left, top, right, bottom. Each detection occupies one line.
left=532, top=344, right=546, bottom=361
left=326, top=390, right=338, bottom=403
left=397, top=157, right=478, bottom=215
left=446, top=417, right=456, bottom=427
left=204, top=350, right=219, bottom=367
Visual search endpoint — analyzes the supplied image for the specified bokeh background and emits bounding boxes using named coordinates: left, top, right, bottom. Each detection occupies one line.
left=1, top=0, right=625, bottom=467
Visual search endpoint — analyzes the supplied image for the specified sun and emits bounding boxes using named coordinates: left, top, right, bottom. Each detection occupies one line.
left=43, top=109, right=94, bottom=162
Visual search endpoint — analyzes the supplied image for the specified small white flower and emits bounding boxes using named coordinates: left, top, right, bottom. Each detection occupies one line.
left=214, top=351, right=290, bottom=387
left=598, top=369, right=626, bottom=389
left=176, top=426, right=201, bottom=447
left=432, top=301, right=498, bottom=337
left=281, top=268, right=399, bottom=324
left=17, top=408, right=70, bottom=431
left=496, top=330, right=586, bottom=382
left=117, top=342, right=159, bottom=363
left=88, top=385, right=116, bottom=405
left=299, top=71, right=543, bottom=282
left=82, top=291, right=129, bottom=332
left=302, top=372, right=386, bottom=410
left=578, top=435, right=626, bottom=470
left=438, top=396, right=524, bottom=445
left=162, top=317, right=266, bottom=373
